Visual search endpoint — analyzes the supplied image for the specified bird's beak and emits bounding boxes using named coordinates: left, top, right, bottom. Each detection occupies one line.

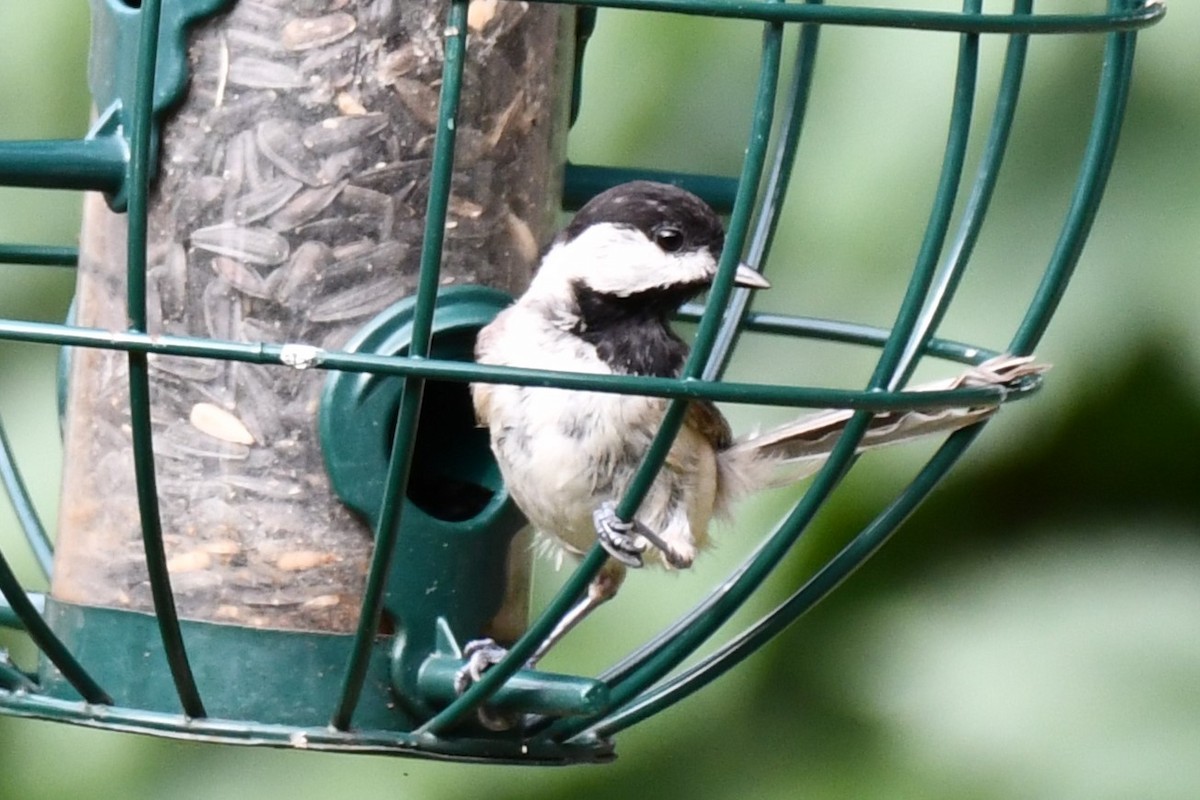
left=734, top=263, right=771, bottom=290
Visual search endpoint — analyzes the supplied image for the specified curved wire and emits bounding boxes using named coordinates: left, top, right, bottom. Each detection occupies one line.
left=420, top=1, right=790, bottom=739
left=892, top=0, right=1032, bottom=386
left=0, top=419, right=54, bottom=579
left=409, top=1, right=615, bottom=738
left=704, top=0, right=824, bottom=383
left=584, top=6, right=826, bottom=695
left=519, top=0, right=1164, bottom=34
left=124, top=0, right=206, bottom=719
left=0, top=521, right=111, bottom=704
left=330, top=0, right=471, bottom=731
left=610, top=6, right=788, bottom=525
left=682, top=308, right=998, bottom=363
left=538, top=3, right=811, bottom=744
left=541, top=0, right=983, bottom=744
left=591, top=424, right=984, bottom=736
left=589, top=3, right=1144, bottom=736
left=583, top=0, right=1033, bottom=729
left=1010, top=0, right=1139, bottom=355
left=870, top=2, right=981, bottom=393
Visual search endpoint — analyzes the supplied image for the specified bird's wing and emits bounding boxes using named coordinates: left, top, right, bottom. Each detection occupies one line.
left=472, top=380, right=494, bottom=427
left=471, top=313, right=510, bottom=426
left=684, top=399, right=734, bottom=451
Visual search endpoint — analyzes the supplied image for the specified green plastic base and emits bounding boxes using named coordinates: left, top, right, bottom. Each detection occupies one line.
left=0, top=599, right=613, bottom=764
left=38, top=600, right=401, bottom=729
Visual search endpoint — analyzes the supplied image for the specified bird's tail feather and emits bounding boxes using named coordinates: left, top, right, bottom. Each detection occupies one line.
left=721, top=354, right=1048, bottom=491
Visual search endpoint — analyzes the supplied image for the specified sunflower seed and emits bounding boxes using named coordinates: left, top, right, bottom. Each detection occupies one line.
left=191, top=224, right=290, bottom=265
left=281, top=12, right=357, bottom=51
left=315, top=148, right=362, bottom=184
left=266, top=240, right=333, bottom=302
left=266, top=180, right=347, bottom=230
left=300, top=113, right=388, bottom=153
left=230, top=176, right=303, bottom=224
left=228, top=56, right=309, bottom=89
left=211, top=256, right=271, bottom=298
left=190, top=402, right=257, bottom=445
left=256, top=118, right=321, bottom=184
left=276, top=550, right=336, bottom=571
left=309, top=275, right=408, bottom=322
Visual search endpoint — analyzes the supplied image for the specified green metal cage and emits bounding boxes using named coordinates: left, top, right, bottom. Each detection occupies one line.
left=0, top=0, right=1166, bottom=766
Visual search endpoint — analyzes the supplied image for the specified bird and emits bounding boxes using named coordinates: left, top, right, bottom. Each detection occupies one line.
left=465, top=180, right=1043, bottom=685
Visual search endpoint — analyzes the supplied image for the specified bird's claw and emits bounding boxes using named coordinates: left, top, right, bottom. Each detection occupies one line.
left=453, top=638, right=519, bottom=731
left=593, top=501, right=690, bottom=568
left=593, top=502, right=648, bottom=567
left=454, top=638, right=508, bottom=695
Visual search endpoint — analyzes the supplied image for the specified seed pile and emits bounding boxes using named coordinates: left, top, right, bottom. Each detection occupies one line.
left=55, top=0, right=570, bottom=631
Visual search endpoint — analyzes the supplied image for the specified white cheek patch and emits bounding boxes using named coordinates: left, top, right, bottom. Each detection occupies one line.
left=533, top=223, right=717, bottom=297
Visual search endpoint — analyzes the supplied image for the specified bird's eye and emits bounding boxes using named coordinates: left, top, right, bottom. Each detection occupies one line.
left=654, top=227, right=684, bottom=253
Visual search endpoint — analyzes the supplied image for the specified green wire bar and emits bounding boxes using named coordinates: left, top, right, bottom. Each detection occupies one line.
left=0, top=411, right=104, bottom=704
left=566, top=2, right=827, bottom=694
left=524, top=0, right=828, bottom=730
left=894, top=0, right=1032, bottom=384
left=0, top=591, right=44, bottom=630
left=584, top=0, right=1028, bottom=704
left=417, top=5, right=790, bottom=735
left=540, top=0, right=986, bottom=741
left=562, top=163, right=739, bottom=213
left=0, top=245, right=79, bottom=267
left=523, top=0, right=1164, bottom=32
left=0, top=420, right=54, bottom=579
left=0, top=0, right=1163, bottom=765
left=0, top=548, right=111, bottom=704
left=703, top=0, right=824, bottom=384
left=122, top=0, right=207, bottom=720
left=872, top=0, right=980, bottom=392
left=0, top=136, right=126, bottom=196
left=1011, top=0, right=1139, bottom=355
left=616, top=1, right=784, bottom=525
left=330, top=0, right=471, bottom=732
left=569, top=0, right=1141, bottom=742
left=0, top=316, right=1033, bottom=411
left=581, top=9, right=1136, bottom=725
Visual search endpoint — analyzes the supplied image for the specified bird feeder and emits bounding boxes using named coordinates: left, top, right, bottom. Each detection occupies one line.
left=0, top=0, right=1165, bottom=765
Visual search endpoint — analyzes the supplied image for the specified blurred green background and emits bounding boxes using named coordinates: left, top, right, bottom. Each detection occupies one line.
left=2, top=2, right=1198, bottom=798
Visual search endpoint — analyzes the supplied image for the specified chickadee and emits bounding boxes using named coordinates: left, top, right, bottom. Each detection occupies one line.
left=468, top=180, right=1042, bottom=675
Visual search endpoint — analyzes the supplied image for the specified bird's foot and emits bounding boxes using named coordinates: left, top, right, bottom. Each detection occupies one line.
left=453, top=638, right=518, bottom=731
left=593, top=502, right=647, bottom=567
left=454, top=638, right=508, bottom=694
left=593, top=501, right=690, bottom=569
